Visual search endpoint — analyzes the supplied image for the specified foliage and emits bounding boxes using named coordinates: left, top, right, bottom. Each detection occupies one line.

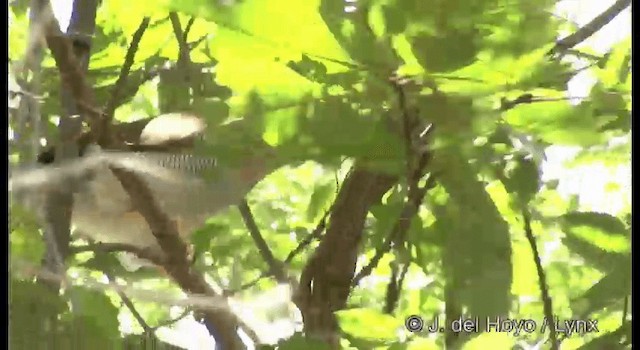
left=8, top=0, right=631, bottom=349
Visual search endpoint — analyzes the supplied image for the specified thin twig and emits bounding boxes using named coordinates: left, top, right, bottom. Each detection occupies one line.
left=182, top=17, right=196, bottom=42
left=522, top=209, right=558, bottom=350
left=237, top=200, right=288, bottom=283
left=169, top=12, right=190, bottom=65
left=383, top=260, right=409, bottom=314
left=103, top=17, right=151, bottom=122
left=353, top=79, right=433, bottom=286
left=284, top=212, right=328, bottom=264
left=383, top=262, right=399, bottom=314
left=564, top=49, right=605, bottom=61
left=224, top=274, right=268, bottom=297
left=152, top=308, right=192, bottom=330
left=351, top=175, right=435, bottom=287
left=394, top=77, right=417, bottom=191
left=105, top=271, right=155, bottom=335
left=112, top=33, right=209, bottom=109
left=551, top=0, right=631, bottom=55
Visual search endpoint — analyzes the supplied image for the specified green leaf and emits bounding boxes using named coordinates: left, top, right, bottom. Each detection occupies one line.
left=562, top=236, right=629, bottom=273
left=566, top=138, right=630, bottom=168
left=510, top=240, right=541, bottom=296
left=432, top=148, right=512, bottom=326
left=382, top=5, right=407, bottom=35
left=278, top=332, right=331, bottom=350
left=79, top=254, right=129, bottom=276
left=10, top=279, right=68, bottom=349
left=405, top=337, right=439, bottom=350
left=462, top=332, right=516, bottom=350
left=589, top=83, right=630, bottom=133
left=561, top=212, right=630, bottom=254
left=578, top=322, right=631, bottom=350
left=306, top=179, right=336, bottom=222
left=318, top=0, right=397, bottom=68
left=570, top=262, right=631, bottom=318
left=596, top=38, right=631, bottom=88
left=504, top=97, right=607, bottom=146
left=65, top=287, right=120, bottom=341
left=263, top=104, right=302, bottom=147
left=502, top=154, right=541, bottom=206
left=9, top=205, right=45, bottom=264
left=336, top=308, right=402, bottom=341
left=287, top=55, right=328, bottom=83
left=10, top=279, right=66, bottom=315
left=410, top=30, right=479, bottom=73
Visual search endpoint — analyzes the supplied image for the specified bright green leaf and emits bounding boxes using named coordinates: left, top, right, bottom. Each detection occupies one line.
left=561, top=212, right=630, bottom=253
left=336, top=308, right=402, bottom=341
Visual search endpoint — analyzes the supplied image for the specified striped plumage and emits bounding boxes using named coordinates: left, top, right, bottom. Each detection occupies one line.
left=139, top=152, right=218, bottom=174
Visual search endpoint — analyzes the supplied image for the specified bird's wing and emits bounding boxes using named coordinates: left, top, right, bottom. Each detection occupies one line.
left=10, top=148, right=221, bottom=215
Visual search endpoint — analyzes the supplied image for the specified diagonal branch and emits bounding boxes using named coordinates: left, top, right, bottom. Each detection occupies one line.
left=36, top=0, right=99, bottom=301
left=182, top=17, right=196, bottom=43
left=104, top=271, right=155, bottom=335
left=353, top=78, right=434, bottom=287
left=169, top=12, right=191, bottom=66
left=40, top=2, right=105, bottom=143
left=383, top=260, right=409, bottom=314
left=103, top=17, right=151, bottom=124
left=522, top=209, right=558, bottom=350
left=109, top=33, right=209, bottom=113
left=153, top=308, right=192, bottom=330
left=552, top=0, right=631, bottom=54
left=38, top=7, right=253, bottom=344
left=294, top=167, right=397, bottom=346
left=237, top=199, right=288, bottom=283
left=284, top=213, right=328, bottom=265
left=109, top=165, right=251, bottom=349
left=351, top=175, right=435, bottom=286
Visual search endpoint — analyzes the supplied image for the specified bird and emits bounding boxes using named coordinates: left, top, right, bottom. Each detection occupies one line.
left=10, top=113, right=278, bottom=269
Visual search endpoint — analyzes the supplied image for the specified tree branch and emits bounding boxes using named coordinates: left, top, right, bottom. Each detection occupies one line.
left=37, top=0, right=99, bottom=299
left=168, top=12, right=190, bottom=66
left=237, top=200, right=288, bottom=283
left=383, top=260, right=409, bottom=314
left=182, top=17, right=196, bottom=43
left=552, top=0, right=630, bottom=54
left=353, top=78, right=434, bottom=287
left=522, top=209, right=558, bottom=350
left=152, top=308, right=192, bottom=331
left=108, top=34, right=209, bottom=112
left=109, top=165, right=250, bottom=349
left=105, top=271, right=155, bottom=335
left=103, top=17, right=151, bottom=124
left=284, top=213, right=327, bottom=265
left=351, top=175, right=434, bottom=286
left=40, top=1, right=105, bottom=144
left=224, top=274, right=268, bottom=297
left=293, top=167, right=397, bottom=346
left=39, top=7, right=254, bottom=343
